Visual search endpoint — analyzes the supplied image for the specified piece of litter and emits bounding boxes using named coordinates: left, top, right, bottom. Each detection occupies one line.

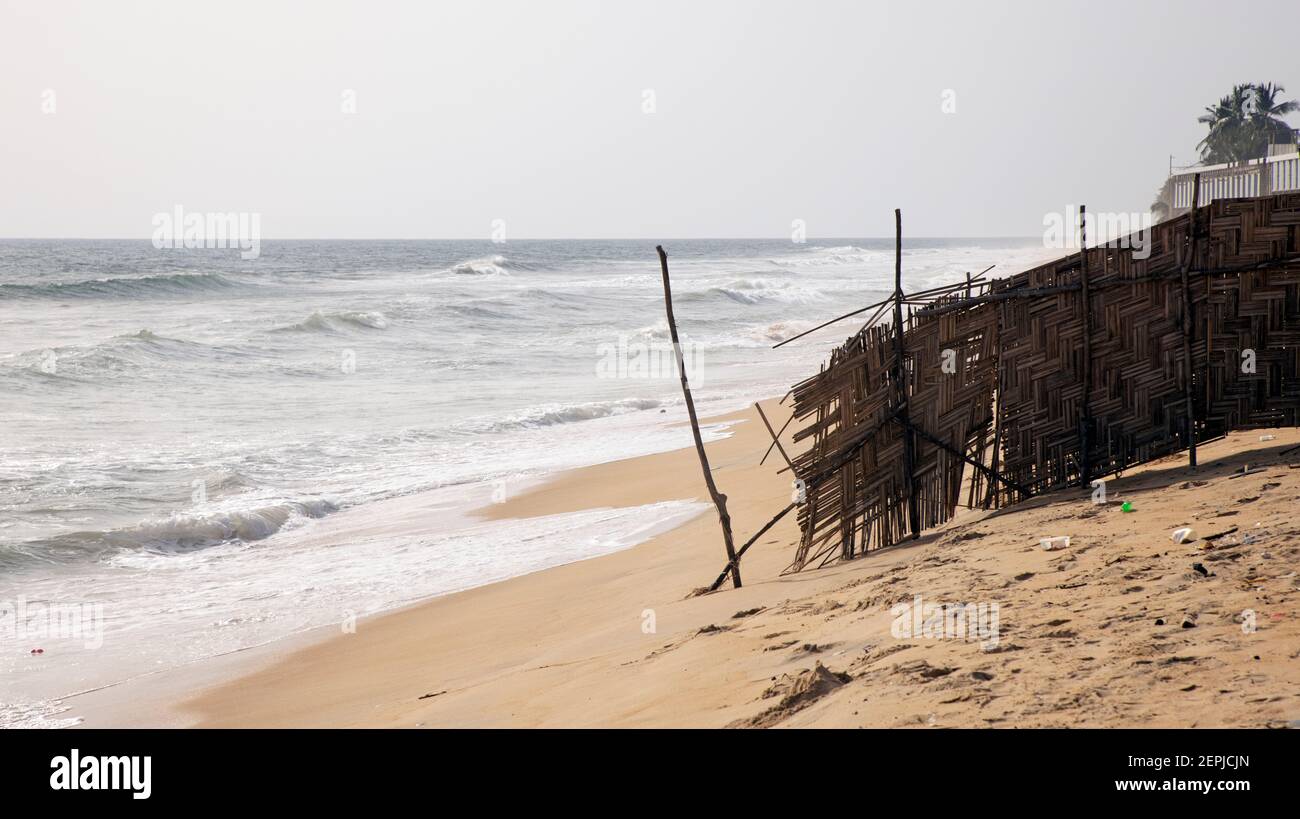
left=1121, top=501, right=1133, bottom=512
left=1260, top=434, right=1276, bottom=442
left=1171, top=527, right=1196, bottom=543
left=1203, top=526, right=1238, bottom=542
left=1039, top=536, right=1070, bottom=551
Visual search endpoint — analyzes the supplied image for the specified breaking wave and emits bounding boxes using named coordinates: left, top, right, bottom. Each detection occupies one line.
left=689, top=279, right=823, bottom=305
left=474, top=397, right=666, bottom=432
left=0, top=272, right=239, bottom=300
left=778, top=246, right=880, bottom=267
left=1, top=499, right=339, bottom=569
left=275, top=310, right=391, bottom=333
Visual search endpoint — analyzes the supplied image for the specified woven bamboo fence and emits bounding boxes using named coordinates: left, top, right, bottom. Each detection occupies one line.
left=784, top=192, right=1300, bottom=572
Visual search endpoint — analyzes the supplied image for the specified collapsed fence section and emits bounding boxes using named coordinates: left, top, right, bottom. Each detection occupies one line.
left=784, top=191, right=1300, bottom=573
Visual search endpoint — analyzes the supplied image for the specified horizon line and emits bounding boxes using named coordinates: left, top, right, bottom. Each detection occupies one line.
left=0, top=235, right=1044, bottom=242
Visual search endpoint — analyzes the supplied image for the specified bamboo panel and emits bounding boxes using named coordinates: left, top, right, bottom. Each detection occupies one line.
left=787, top=193, right=1300, bottom=572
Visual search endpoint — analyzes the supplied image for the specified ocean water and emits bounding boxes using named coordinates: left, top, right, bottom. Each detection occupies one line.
left=0, top=237, right=1051, bottom=726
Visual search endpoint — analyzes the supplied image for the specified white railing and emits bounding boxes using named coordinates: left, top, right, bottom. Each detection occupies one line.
left=1169, top=149, right=1300, bottom=209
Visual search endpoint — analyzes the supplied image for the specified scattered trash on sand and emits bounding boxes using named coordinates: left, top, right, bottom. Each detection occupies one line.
left=1040, top=536, right=1070, bottom=551
left=1202, top=526, right=1238, bottom=543
left=1121, top=501, right=1134, bottom=512
left=1171, top=527, right=1196, bottom=543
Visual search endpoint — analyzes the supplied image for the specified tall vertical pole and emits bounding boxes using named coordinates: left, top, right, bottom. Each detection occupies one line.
left=1179, top=176, right=1201, bottom=469
left=657, top=245, right=741, bottom=588
left=986, top=300, right=1006, bottom=510
left=892, top=209, right=920, bottom=540
left=1078, top=205, right=1093, bottom=487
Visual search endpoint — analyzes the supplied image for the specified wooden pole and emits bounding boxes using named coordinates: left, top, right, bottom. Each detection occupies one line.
left=984, top=300, right=1006, bottom=509
left=656, top=245, right=741, bottom=588
left=755, top=403, right=795, bottom=471
left=895, top=416, right=1033, bottom=497
left=758, top=410, right=795, bottom=466
left=772, top=267, right=995, bottom=349
left=892, top=209, right=921, bottom=540
left=707, top=502, right=796, bottom=592
left=1179, top=177, right=1201, bottom=469
left=1078, top=205, right=1093, bottom=487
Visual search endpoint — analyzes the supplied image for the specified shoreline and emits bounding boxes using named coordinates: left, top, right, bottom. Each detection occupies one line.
left=180, top=398, right=805, bottom=727
left=67, top=403, right=1300, bottom=728
left=60, top=399, right=780, bottom=727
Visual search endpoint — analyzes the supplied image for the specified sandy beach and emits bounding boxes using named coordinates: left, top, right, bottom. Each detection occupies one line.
left=181, top=400, right=1300, bottom=728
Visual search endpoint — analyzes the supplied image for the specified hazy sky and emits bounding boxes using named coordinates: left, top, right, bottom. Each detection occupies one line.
left=4, top=0, right=1299, bottom=239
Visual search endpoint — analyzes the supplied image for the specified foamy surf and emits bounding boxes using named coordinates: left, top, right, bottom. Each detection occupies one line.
left=0, top=236, right=1053, bottom=726
left=0, top=495, right=709, bottom=727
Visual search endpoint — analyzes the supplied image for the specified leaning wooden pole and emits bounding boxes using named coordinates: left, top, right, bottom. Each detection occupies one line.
left=892, top=209, right=921, bottom=540
left=656, top=245, right=741, bottom=588
left=1178, top=176, right=1202, bottom=469
left=755, top=402, right=795, bottom=471
left=1078, top=204, right=1093, bottom=487
left=758, top=410, right=795, bottom=466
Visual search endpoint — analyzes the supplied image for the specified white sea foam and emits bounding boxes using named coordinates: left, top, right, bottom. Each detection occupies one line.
left=0, top=236, right=1052, bottom=720
left=276, top=310, right=391, bottom=332
left=445, top=254, right=512, bottom=276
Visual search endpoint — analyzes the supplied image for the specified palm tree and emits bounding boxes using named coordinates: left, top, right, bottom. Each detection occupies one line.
left=1197, top=83, right=1298, bottom=164
left=1197, top=84, right=1253, bottom=164
left=1251, top=82, right=1300, bottom=151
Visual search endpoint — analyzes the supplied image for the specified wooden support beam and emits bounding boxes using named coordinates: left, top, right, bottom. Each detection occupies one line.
left=917, top=251, right=1300, bottom=321
left=1178, top=176, right=1201, bottom=469
left=914, top=284, right=1083, bottom=317
left=657, top=245, right=741, bottom=589
left=772, top=267, right=995, bottom=348
left=893, top=209, right=921, bottom=540
left=771, top=298, right=892, bottom=349
left=1078, top=205, right=1093, bottom=487
left=894, top=416, right=1034, bottom=497
left=758, top=409, right=796, bottom=466
left=706, top=502, right=797, bottom=592
left=799, top=404, right=906, bottom=489
left=755, top=403, right=795, bottom=471
left=985, top=300, right=1007, bottom=510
